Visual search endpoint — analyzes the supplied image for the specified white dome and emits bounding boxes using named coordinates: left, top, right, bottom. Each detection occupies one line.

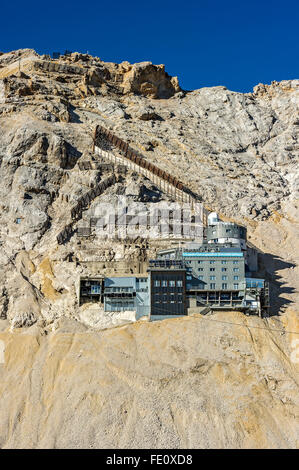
left=208, top=212, right=219, bottom=225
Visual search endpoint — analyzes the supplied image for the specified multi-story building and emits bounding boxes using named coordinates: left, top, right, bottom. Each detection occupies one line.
left=206, top=212, right=247, bottom=249
left=104, top=277, right=136, bottom=312
left=154, top=214, right=269, bottom=316
left=183, top=246, right=246, bottom=309
left=78, top=213, right=269, bottom=319
left=155, top=245, right=266, bottom=313
left=79, top=277, right=103, bottom=305
left=80, top=275, right=150, bottom=318
left=148, top=259, right=187, bottom=317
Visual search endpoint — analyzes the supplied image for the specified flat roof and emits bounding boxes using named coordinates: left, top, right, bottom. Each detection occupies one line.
left=104, top=277, right=137, bottom=287
left=80, top=276, right=104, bottom=280
left=182, top=252, right=244, bottom=257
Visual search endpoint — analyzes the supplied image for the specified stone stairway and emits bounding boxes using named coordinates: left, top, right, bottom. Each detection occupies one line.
left=56, top=123, right=210, bottom=246
left=57, top=174, right=118, bottom=244
left=93, top=125, right=208, bottom=225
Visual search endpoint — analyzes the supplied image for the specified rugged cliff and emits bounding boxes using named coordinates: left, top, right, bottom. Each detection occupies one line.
left=0, top=49, right=298, bottom=448
left=0, top=312, right=298, bottom=448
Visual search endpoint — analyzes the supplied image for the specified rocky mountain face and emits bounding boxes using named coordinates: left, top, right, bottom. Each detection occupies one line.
left=0, top=313, right=298, bottom=449
left=0, top=49, right=298, bottom=448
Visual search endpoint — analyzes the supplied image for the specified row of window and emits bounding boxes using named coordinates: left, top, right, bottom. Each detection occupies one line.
left=154, top=293, right=183, bottom=305
left=105, top=287, right=133, bottom=293
left=209, top=283, right=239, bottom=290
left=197, top=260, right=240, bottom=264
left=91, top=286, right=101, bottom=294
left=198, top=275, right=239, bottom=281
left=206, top=267, right=239, bottom=272
left=153, top=280, right=183, bottom=287
left=211, top=228, right=240, bottom=234
left=154, top=293, right=183, bottom=298
left=106, top=301, right=135, bottom=310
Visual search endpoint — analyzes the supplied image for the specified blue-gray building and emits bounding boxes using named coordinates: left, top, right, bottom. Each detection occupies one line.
left=103, top=276, right=150, bottom=318
left=154, top=213, right=269, bottom=316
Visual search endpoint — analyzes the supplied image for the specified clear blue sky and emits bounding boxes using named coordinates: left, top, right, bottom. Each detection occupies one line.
left=1, top=0, right=298, bottom=92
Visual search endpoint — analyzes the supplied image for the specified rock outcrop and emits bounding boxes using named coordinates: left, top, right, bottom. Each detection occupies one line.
left=0, top=49, right=298, bottom=449
left=0, top=48, right=297, bottom=324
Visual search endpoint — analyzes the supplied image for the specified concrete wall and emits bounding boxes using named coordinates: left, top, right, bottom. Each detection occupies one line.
left=184, top=253, right=245, bottom=291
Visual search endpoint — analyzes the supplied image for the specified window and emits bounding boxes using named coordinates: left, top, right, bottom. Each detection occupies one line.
left=234, top=283, right=239, bottom=289
left=210, top=275, right=215, bottom=280
left=177, top=280, right=183, bottom=287
left=222, top=283, right=228, bottom=289
left=169, top=280, right=175, bottom=287
left=198, top=268, right=203, bottom=272
left=91, top=285, right=100, bottom=294
left=222, top=275, right=227, bottom=280
left=154, top=280, right=160, bottom=287
left=226, top=229, right=231, bottom=233
left=233, top=268, right=239, bottom=272
left=210, top=268, right=215, bottom=272
left=187, top=275, right=192, bottom=280
left=198, top=276, right=203, bottom=280
left=210, top=283, right=216, bottom=289
left=233, top=276, right=239, bottom=281
left=210, top=260, right=215, bottom=264
left=15, top=218, right=22, bottom=224
left=162, top=280, right=167, bottom=287
left=221, top=268, right=227, bottom=272
left=198, top=261, right=202, bottom=264
left=221, top=260, right=227, bottom=264
left=233, top=260, right=239, bottom=264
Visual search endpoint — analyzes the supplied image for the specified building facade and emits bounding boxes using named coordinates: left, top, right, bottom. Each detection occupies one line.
left=78, top=276, right=150, bottom=318
left=148, top=260, right=187, bottom=316
left=79, top=277, right=103, bottom=305
left=78, top=213, right=269, bottom=319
